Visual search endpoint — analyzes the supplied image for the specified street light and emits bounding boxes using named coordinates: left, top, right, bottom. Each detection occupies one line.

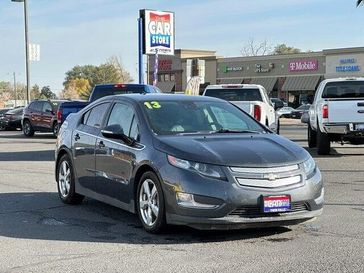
left=12, top=0, right=30, bottom=104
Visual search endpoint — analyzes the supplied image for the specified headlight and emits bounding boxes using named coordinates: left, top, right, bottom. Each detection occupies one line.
left=302, top=157, right=316, bottom=179
left=167, top=155, right=226, bottom=180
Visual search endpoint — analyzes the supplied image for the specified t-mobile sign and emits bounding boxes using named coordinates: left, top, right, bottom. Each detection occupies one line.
left=289, top=59, right=318, bottom=72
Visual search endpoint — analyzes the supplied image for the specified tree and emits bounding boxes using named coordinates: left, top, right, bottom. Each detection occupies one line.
left=40, top=86, right=57, bottom=99
left=63, top=78, right=90, bottom=99
left=241, top=38, right=271, bottom=56
left=272, top=44, right=301, bottom=55
left=30, top=84, right=41, bottom=100
left=357, top=0, right=363, bottom=7
left=63, top=57, right=133, bottom=99
left=107, top=56, right=133, bottom=83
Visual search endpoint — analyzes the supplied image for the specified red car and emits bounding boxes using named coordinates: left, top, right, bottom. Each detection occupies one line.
left=22, top=100, right=66, bottom=137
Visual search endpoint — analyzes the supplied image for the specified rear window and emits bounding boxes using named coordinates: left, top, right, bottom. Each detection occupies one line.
left=91, top=85, right=148, bottom=101
left=322, top=81, right=364, bottom=99
left=204, top=88, right=263, bottom=102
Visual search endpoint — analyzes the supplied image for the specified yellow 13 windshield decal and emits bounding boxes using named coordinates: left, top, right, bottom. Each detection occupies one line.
left=144, top=101, right=161, bottom=109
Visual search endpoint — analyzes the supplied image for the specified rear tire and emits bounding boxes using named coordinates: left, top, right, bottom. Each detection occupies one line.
left=52, top=122, right=59, bottom=137
left=317, top=127, right=330, bottom=155
left=23, top=120, right=34, bottom=137
left=57, top=154, right=84, bottom=204
left=308, top=125, right=317, bottom=148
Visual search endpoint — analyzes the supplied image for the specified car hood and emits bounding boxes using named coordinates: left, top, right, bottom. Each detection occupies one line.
left=153, top=133, right=309, bottom=167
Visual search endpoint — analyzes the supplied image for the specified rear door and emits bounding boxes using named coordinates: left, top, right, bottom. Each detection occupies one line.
left=40, top=101, right=54, bottom=129
left=73, top=102, right=110, bottom=193
left=95, top=102, right=140, bottom=204
left=29, top=101, right=44, bottom=129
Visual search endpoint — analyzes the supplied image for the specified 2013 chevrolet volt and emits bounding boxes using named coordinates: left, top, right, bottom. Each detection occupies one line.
left=55, top=94, right=323, bottom=233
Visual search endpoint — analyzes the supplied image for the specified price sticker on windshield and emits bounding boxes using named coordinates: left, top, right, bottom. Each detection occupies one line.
left=144, top=101, right=161, bottom=109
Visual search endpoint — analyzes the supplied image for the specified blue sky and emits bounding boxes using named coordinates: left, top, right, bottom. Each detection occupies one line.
left=0, top=0, right=363, bottom=94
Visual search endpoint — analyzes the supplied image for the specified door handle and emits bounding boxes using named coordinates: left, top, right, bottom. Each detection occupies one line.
left=98, top=141, right=105, bottom=148
left=74, top=133, right=80, bottom=141
left=357, top=102, right=364, bottom=107
left=358, top=110, right=364, bottom=114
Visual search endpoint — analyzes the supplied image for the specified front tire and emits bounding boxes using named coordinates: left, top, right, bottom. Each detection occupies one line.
left=308, top=125, right=317, bottom=148
left=57, top=154, right=84, bottom=204
left=317, top=127, right=330, bottom=155
left=23, top=120, right=34, bottom=137
left=137, top=171, right=166, bottom=233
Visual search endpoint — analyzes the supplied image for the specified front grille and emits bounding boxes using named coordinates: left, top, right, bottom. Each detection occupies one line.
left=228, top=202, right=310, bottom=218
left=230, top=164, right=304, bottom=189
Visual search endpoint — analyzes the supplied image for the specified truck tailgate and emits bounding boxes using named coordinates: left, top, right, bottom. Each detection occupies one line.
left=328, top=99, right=364, bottom=123
left=230, top=101, right=253, bottom=115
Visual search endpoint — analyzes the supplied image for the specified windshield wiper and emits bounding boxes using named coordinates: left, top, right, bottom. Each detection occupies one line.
left=210, top=129, right=262, bottom=134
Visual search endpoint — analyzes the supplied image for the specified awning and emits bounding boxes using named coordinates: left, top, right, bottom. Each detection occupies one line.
left=156, top=82, right=175, bottom=93
left=218, top=78, right=243, bottom=84
left=250, top=77, right=278, bottom=92
left=282, top=75, right=321, bottom=91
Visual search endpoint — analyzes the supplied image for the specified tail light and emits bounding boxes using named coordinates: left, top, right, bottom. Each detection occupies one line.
left=322, top=104, right=328, bottom=119
left=254, top=105, right=261, bottom=121
left=57, top=109, right=62, bottom=121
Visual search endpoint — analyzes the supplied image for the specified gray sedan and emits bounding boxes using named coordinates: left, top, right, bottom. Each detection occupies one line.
left=55, top=94, right=323, bottom=233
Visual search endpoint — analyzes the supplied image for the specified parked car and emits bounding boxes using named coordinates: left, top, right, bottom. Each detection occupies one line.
left=57, top=83, right=161, bottom=127
left=277, top=106, right=295, bottom=118
left=0, top=107, right=24, bottom=130
left=270, top=98, right=285, bottom=109
left=291, top=104, right=311, bottom=119
left=0, top=108, right=12, bottom=130
left=203, top=84, right=279, bottom=132
left=55, top=94, right=323, bottom=233
left=308, top=77, right=364, bottom=154
left=22, top=100, right=67, bottom=137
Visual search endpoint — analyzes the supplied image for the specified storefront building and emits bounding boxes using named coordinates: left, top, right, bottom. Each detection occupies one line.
left=217, top=53, right=325, bottom=106
left=148, top=47, right=364, bottom=106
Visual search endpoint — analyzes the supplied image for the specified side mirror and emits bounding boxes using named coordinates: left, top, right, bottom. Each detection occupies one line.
left=301, top=112, right=309, bottom=124
left=101, top=124, right=135, bottom=146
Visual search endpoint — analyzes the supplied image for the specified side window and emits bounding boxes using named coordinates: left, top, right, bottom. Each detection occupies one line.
left=129, top=117, right=140, bottom=140
left=107, top=103, right=136, bottom=137
left=29, top=101, right=42, bottom=111
left=85, top=103, right=109, bottom=128
left=43, top=102, right=52, bottom=113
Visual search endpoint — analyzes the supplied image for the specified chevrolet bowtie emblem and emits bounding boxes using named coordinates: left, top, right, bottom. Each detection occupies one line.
left=266, top=173, right=279, bottom=181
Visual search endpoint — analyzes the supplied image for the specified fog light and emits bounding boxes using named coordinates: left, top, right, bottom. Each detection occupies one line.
left=176, top=192, right=219, bottom=209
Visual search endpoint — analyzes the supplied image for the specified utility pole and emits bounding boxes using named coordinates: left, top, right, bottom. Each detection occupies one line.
left=13, top=72, right=17, bottom=107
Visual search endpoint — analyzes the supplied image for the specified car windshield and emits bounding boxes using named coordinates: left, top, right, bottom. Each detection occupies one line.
left=322, top=81, right=364, bottom=99
left=297, top=105, right=310, bottom=110
left=141, top=100, right=266, bottom=135
left=204, top=88, right=262, bottom=102
left=7, top=108, right=23, bottom=115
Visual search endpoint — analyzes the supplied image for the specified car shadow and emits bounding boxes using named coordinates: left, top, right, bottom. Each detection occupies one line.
left=0, top=192, right=293, bottom=245
left=0, top=132, right=55, bottom=140
left=0, top=150, right=54, bottom=161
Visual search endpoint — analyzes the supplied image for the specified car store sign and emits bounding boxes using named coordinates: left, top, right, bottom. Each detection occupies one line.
left=289, top=59, right=318, bottom=72
left=140, top=9, right=175, bottom=55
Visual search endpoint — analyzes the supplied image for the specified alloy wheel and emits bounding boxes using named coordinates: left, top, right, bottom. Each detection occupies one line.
left=58, top=160, right=71, bottom=198
left=139, top=179, right=159, bottom=227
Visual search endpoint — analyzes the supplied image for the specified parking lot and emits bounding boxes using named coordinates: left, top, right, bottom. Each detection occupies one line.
left=0, top=122, right=363, bottom=273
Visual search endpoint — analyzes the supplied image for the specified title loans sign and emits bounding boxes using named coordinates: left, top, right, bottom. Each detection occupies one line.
left=141, top=10, right=175, bottom=55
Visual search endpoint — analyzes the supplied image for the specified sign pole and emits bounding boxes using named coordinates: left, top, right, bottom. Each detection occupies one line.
left=153, top=49, right=159, bottom=86
left=138, top=17, right=144, bottom=84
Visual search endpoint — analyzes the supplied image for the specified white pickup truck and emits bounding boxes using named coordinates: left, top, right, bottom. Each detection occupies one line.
left=308, top=78, right=364, bottom=154
left=203, top=84, right=279, bottom=132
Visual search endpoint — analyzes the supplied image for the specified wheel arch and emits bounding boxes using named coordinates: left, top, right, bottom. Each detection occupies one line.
left=55, top=146, right=73, bottom=181
left=131, top=163, right=163, bottom=214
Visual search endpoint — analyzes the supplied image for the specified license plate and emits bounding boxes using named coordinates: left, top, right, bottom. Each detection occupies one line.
left=262, top=195, right=291, bottom=213
left=355, top=124, right=364, bottom=131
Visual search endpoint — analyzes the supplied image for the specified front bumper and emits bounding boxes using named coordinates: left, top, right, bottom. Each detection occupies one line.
left=160, top=160, right=324, bottom=230
left=167, top=208, right=322, bottom=230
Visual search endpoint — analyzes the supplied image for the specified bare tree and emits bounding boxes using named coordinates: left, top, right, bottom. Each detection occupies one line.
left=241, top=38, right=272, bottom=57
left=107, top=56, right=133, bottom=83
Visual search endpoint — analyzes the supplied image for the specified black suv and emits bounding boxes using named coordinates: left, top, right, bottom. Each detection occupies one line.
left=22, top=100, right=66, bottom=137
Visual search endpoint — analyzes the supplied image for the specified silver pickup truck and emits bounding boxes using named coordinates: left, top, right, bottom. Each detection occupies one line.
left=308, top=78, right=364, bottom=154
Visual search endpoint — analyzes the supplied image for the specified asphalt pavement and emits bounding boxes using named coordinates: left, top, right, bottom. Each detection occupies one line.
left=0, top=125, right=363, bottom=273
